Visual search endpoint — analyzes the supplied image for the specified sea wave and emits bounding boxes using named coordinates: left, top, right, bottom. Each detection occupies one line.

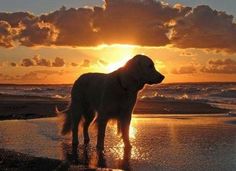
left=210, top=89, right=236, bottom=98
left=0, top=83, right=235, bottom=111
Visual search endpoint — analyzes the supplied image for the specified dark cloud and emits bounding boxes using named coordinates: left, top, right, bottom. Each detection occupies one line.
left=0, top=0, right=189, bottom=47
left=0, top=1, right=236, bottom=52
left=52, top=57, right=65, bottom=67
left=201, top=58, right=236, bottom=74
left=80, top=59, right=90, bottom=67
left=10, top=62, right=17, bottom=67
left=171, top=5, right=236, bottom=52
left=20, top=55, right=65, bottom=67
left=172, top=65, right=197, bottom=74
left=41, top=6, right=98, bottom=46
left=0, top=11, right=58, bottom=47
left=21, top=58, right=35, bottom=67
left=0, top=12, right=35, bottom=27
left=33, top=55, right=51, bottom=67
left=0, top=21, right=15, bottom=47
left=92, top=0, right=188, bottom=46
left=18, top=21, right=58, bottom=47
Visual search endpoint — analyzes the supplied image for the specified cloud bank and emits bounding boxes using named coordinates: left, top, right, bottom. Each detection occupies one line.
left=20, top=55, right=65, bottom=67
left=201, top=58, right=236, bottom=74
left=172, top=58, right=236, bottom=74
left=172, top=65, right=197, bottom=74
left=0, top=0, right=236, bottom=52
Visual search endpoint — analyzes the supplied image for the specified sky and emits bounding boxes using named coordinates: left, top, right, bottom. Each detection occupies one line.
left=0, top=0, right=236, bottom=84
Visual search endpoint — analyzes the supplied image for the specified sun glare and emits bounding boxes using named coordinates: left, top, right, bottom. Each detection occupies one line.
left=96, top=44, right=136, bottom=72
left=107, top=58, right=129, bottom=72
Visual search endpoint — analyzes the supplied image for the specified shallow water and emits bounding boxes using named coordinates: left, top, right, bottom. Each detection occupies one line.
left=0, top=115, right=236, bottom=171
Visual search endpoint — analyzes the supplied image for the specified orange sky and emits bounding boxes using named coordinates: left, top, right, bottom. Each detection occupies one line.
left=1, top=44, right=236, bottom=84
left=0, top=0, right=236, bottom=84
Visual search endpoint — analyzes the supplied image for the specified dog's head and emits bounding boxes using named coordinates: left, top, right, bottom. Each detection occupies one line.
left=121, top=54, right=164, bottom=89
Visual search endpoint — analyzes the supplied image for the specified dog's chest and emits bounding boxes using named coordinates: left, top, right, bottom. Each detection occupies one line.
left=99, top=88, right=136, bottom=115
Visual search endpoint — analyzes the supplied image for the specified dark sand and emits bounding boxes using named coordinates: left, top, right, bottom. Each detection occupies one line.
left=0, top=94, right=68, bottom=120
left=0, top=94, right=228, bottom=120
left=0, top=148, right=115, bottom=171
left=0, top=148, right=67, bottom=171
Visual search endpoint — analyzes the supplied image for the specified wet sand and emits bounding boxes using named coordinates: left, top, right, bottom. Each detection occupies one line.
left=0, top=148, right=67, bottom=171
left=0, top=115, right=236, bottom=171
left=0, top=94, right=228, bottom=120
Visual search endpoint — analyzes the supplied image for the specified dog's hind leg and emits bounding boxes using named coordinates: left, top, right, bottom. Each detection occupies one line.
left=71, top=101, right=82, bottom=146
left=83, top=110, right=94, bottom=145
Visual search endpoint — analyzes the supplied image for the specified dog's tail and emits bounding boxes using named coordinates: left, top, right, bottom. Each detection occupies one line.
left=56, top=103, right=72, bottom=135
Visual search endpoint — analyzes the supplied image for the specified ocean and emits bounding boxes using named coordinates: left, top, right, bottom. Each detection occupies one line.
left=0, top=82, right=236, bottom=113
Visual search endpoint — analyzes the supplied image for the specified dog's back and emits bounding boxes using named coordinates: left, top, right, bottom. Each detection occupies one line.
left=60, top=73, right=108, bottom=135
left=71, top=73, right=108, bottom=109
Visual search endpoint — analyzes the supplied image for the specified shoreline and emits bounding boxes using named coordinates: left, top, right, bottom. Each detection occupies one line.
left=0, top=94, right=229, bottom=121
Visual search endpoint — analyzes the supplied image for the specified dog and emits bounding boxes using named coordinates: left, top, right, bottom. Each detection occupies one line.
left=59, top=54, right=164, bottom=150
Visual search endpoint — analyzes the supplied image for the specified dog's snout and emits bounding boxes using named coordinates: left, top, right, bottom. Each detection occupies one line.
left=160, top=74, right=165, bottom=81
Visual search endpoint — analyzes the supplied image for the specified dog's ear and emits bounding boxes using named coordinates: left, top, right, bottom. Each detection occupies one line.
left=119, top=57, right=143, bottom=90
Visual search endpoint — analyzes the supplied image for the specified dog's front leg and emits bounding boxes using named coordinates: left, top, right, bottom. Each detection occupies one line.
left=120, top=115, right=132, bottom=149
left=96, top=118, right=108, bottom=150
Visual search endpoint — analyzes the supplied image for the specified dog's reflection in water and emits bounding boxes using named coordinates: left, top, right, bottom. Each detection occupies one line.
left=61, top=142, right=131, bottom=170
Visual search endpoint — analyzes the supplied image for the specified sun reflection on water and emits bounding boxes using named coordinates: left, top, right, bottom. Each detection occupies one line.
left=108, top=119, right=150, bottom=162
left=129, top=125, right=137, bottom=139
left=109, top=140, right=150, bottom=163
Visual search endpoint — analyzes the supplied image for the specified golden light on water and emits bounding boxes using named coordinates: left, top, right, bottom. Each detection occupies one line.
left=129, top=125, right=137, bottom=139
left=108, top=119, right=143, bottom=160
left=111, top=140, right=143, bottom=161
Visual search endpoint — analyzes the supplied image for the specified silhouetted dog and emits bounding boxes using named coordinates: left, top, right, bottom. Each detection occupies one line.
left=59, top=54, right=164, bottom=150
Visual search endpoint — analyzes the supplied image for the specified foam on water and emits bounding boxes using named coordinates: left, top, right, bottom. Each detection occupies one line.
left=0, top=82, right=235, bottom=111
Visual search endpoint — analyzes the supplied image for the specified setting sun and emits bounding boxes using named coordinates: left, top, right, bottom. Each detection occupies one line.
left=107, top=58, right=129, bottom=72
left=94, top=44, right=137, bottom=72
left=103, top=45, right=136, bottom=72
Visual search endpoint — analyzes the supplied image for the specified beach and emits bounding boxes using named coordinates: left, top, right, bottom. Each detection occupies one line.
left=0, top=116, right=236, bottom=170
left=0, top=83, right=235, bottom=170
